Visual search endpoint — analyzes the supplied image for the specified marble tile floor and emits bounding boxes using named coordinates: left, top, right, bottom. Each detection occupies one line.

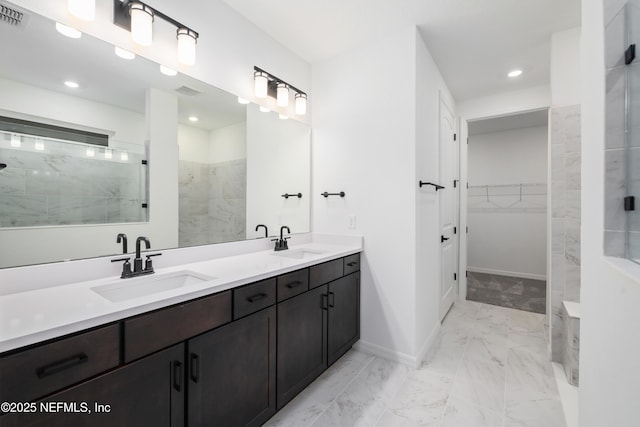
left=266, top=299, right=565, bottom=427
left=467, top=272, right=546, bottom=314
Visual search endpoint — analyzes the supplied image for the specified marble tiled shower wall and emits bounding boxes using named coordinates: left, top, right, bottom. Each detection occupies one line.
left=604, top=0, right=639, bottom=258
left=178, top=159, right=246, bottom=246
left=0, top=145, right=146, bottom=227
left=549, top=105, right=581, bottom=363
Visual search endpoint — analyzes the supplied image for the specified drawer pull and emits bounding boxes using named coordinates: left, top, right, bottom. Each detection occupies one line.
left=286, top=280, right=303, bottom=289
left=36, top=353, right=88, bottom=379
left=173, top=361, right=183, bottom=392
left=246, top=293, right=267, bottom=303
left=347, top=262, right=359, bottom=267
left=190, top=353, right=200, bottom=383
left=328, top=291, right=335, bottom=308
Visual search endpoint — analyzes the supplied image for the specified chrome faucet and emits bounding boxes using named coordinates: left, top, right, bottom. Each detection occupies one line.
left=272, top=226, right=291, bottom=251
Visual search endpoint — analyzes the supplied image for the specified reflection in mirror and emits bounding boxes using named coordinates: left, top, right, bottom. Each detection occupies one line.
left=0, top=5, right=311, bottom=270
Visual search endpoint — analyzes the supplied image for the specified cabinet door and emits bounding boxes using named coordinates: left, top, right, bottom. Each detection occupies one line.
left=327, top=272, right=360, bottom=366
left=276, top=284, right=327, bottom=409
left=187, top=306, right=276, bottom=427
left=0, top=344, right=185, bottom=427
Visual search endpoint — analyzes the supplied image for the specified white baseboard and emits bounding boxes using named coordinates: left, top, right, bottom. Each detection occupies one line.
left=353, top=325, right=442, bottom=370
left=467, top=267, right=546, bottom=281
left=353, top=341, right=417, bottom=367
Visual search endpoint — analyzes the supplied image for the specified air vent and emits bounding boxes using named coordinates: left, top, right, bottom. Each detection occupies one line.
left=175, top=86, right=202, bottom=96
left=0, top=2, right=29, bottom=29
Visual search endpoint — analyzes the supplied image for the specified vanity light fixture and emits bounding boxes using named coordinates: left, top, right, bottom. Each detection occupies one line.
left=253, top=66, right=307, bottom=115
left=114, top=0, right=199, bottom=65
left=64, top=81, right=79, bottom=88
left=114, top=46, right=136, bottom=60
left=56, top=22, right=82, bottom=39
left=508, top=69, right=523, bottom=78
left=68, top=0, right=95, bottom=22
left=160, top=65, right=177, bottom=76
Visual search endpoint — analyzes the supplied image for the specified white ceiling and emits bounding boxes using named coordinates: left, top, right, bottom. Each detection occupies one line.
left=468, top=109, right=548, bottom=136
left=222, top=0, right=581, bottom=101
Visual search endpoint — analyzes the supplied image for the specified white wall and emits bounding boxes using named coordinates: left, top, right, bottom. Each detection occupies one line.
left=580, top=1, right=640, bottom=425
left=246, top=104, right=310, bottom=239
left=551, top=27, right=582, bottom=107
left=178, top=124, right=210, bottom=162
left=11, top=0, right=311, bottom=123
left=210, top=122, right=246, bottom=163
left=313, top=27, right=453, bottom=364
left=467, top=126, right=548, bottom=278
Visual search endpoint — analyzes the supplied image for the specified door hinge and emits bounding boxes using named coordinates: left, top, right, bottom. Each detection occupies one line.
left=141, top=160, right=148, bottom=165
left=453, top=179, right=458, bottom=188
left=626, top=44, right=636, bottom=65
left=625, top=196, right=635, bottom=211
left=465, top=270, right=468, bottom=278
left=454, top=227, right=457, bottom=234
left=466, top=226, right=469, bottom=234
left=453, top=133, right=457, bottom=141
left=454, top=273, right=457, bottom=280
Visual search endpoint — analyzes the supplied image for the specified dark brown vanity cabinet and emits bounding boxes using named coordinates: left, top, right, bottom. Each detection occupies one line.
left=327, top=272, right=360, bottom=366
left=187, top=306, right=276, bottom=427
left=0, top=343, right=185, bottom=427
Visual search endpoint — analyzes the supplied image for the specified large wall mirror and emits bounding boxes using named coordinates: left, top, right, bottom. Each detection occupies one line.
left=0, top=6, right=311, bottom=269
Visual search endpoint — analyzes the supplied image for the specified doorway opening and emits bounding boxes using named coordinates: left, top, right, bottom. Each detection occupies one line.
left=464, top=110, right=548, bottom=314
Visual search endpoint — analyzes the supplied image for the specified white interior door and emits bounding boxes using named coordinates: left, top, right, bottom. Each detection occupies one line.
left=439, top=96, right=458, bottom=320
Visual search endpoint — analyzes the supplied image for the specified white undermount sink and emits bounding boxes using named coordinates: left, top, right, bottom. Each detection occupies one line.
left=272, top=249, right=326, bottom=259
left=91, top=270, right=214, bottom=302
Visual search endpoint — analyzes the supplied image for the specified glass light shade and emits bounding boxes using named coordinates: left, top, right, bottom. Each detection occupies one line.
left=130, top=3, right=153, bottom=46
left=254, top=72, right=268, bottom=98
left=295, top=93, right=307, bottom=115
left=160, top=65, right=177, bottom=76
left=277, top=83, right=289, bottom=107
left=55, top=22, right=81, bottom=39
left=114, top=46, right=135, bottom=60
left=177, top=28, right=197, bottom=66
left=68, top=0, right=95, bottom=21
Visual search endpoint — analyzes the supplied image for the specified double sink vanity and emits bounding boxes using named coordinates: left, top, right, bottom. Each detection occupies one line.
left=0, top=234, right=362, bottom=426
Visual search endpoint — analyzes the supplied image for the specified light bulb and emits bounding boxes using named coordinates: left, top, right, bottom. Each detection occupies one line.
left=295, top=93, right=307, bottom=115
left=68, top=0, right=95, bottom=21
left=254, top=71, right=268, bottom=98
left=277, top=83, right=289, bottom=107
left=130, top=2, right=153, bottom=46
left=177, top=28, right=197, bottom=66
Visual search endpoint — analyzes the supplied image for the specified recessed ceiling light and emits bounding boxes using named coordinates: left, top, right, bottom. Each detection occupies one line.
left=278, top=114, right=288, bottom=120
left=55, top=22, right=81, bottom=38
left=114, top=46, right=136, bottom=60
left=237, top=97, right=250, bottom=104
left=64, top=81, right=79, bottom=88
left=259, top=106, right=270, bottom=113
left=508, top=69, right=523, bottom=78
left=188, top=116, right=199, bottom=122
left=160, top=65, right=177, bottom=76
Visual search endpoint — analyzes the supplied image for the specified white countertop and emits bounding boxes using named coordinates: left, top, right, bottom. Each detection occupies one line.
left=0, top=235, right=362, bottom=353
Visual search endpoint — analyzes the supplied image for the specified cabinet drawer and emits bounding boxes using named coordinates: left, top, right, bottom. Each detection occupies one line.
left=344, top=253, right=361, bottom=275
left=309, top=259, right=343, bottom=289
left=234, top=278, right=276, bottom=319
left=124, top=291, right=231, bottom=363
left=277, top=269, right=309, bottom=302
left=0, top=324, right=120, bottom=403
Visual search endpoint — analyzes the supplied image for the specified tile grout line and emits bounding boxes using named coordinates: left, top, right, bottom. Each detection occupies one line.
left=306, top=352, right=376, bottom=427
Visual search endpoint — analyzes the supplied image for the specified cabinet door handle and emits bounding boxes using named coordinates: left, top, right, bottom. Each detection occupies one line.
left=322, top=293, right=328, bottom=311
left=286, top=280, right=303, bottom=289
left=36, top=353, right=88, bottom=379
left=190, top=353, right=200, bottom=383
left=328, top=291, right=335, bottom=308
left=347, top=262, right=358, bottom=267
left=246, top=293, right=267, bottom=303
left=173, top=361, right=183, bottom=392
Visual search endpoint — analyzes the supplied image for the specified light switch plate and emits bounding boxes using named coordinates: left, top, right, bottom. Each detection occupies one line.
left=348, top=215, right=356, bottom=229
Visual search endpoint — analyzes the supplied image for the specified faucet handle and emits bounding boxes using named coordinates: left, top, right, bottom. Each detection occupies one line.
left=111, top=257, right=132, bottom=278
left=144, top=253, right=162, bottom=273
